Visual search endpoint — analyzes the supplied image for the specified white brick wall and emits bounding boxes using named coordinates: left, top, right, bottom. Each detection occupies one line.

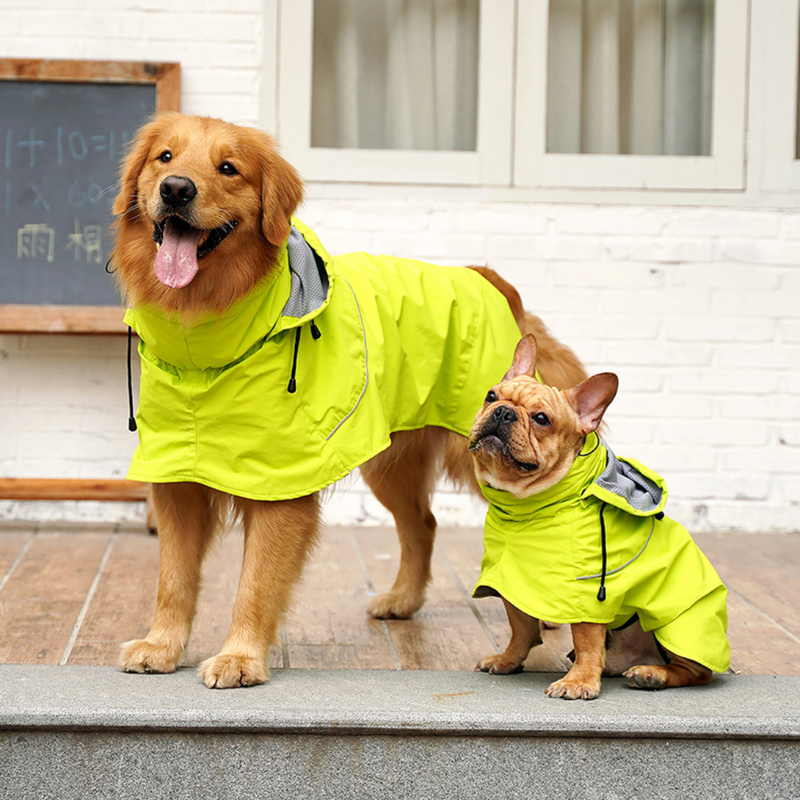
left=1, top=1, right=798, bottom=532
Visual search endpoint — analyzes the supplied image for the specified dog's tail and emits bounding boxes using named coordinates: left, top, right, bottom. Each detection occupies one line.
left=469, top=266, right=587, bottom=391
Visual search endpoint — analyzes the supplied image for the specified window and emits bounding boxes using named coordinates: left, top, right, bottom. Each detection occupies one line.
left=276, top=0, right=750, bottom=191
left=278, top=0, right=515, bottom=184
left=515, top=0, right=747, bottom=190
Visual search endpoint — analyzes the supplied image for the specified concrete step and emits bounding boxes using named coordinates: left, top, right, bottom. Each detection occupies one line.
left=2, top=665, right=799, bottom=799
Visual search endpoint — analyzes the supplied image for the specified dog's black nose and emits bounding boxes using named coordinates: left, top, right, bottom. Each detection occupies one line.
left=159, top=176, right=197, bottom=208
left=491, top=405, right=518, bottom=425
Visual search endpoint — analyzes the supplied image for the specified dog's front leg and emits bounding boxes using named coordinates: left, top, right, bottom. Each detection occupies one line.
left=477, top=597, right=542, bottom=674
left=545, top=622, right=606, bottom=700
left=199, top=494, right=320, bottom=689
left=120, top=482, right=217, bottom=675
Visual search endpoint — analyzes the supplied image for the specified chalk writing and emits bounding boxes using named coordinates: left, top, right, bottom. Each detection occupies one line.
left=66, top=221, right=103, bottom=263
left=17, top=223, right=55, bottom=263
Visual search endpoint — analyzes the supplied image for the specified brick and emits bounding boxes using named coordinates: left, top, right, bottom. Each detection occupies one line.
left=653, top=239, right=715, bottom=263
left=664, top=316, right=777, bottom=343
left=374, top=231, right=486, bottom=261
left=670, top=368, right=780, bottom=395
left=711, top=288, right=796, bottom=318
left=777, top=477, right=800, bottom=504
left=434, top=205, right=549, bottom=236
left=719, top=238, right=800, bottom=266
left=667, top=262, right=782, bottom=290
left=717, top=344, right=800, bottom=371
left=666, top=210, right=781, bottom=239
left=660, top=420, right=770, bottom=447
left=611, top=393, right=712, bottom=419
left=551, top=260, right=663, bottom=288
left=601, top=343, right=713, bottom=367
left=553, top=207, right=664, bottom=236
left=566, top=315, right=661, bottom=342
left=780, top=320, right=800, bottom=343
left=719, top=395, right=800, bottom=422
left=600, top=287, right=710, bottom=316
left=143, top=12, right=260, bottom=43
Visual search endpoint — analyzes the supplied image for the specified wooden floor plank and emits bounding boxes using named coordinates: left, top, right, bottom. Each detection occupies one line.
left=0, top=531, right=33, bottom=586
left=0, top=527, right=797, bottom=676
left=66, top=533, right=159, bottom=666
left=694, top=533, right=800, bottom=641
left=738, top=532, right=800, bottom=576
left=724, top=591, right=800, bottom=676
left=286, top=526, right=397, bottom=670
left=0, top=532, right=111, bottom=664
left=353, top=527, right=496, bottom=672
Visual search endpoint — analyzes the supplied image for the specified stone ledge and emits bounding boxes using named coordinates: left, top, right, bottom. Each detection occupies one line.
left=1, top=665, right=798, bottom=740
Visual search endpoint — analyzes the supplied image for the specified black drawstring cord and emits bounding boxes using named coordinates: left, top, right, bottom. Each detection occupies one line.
left=597, top=502, right=608, bottom=601
left=127, top=326, right=137, bottom=432
left=287, top=327, right=302, bottom=393
left=287, top=322, right=321, bottom=393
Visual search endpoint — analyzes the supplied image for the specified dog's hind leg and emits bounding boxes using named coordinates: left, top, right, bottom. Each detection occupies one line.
left=360, top=428, right=447, bottom=619
left=119, top=482, right=219, bottom=675
left=624, top=655, right=713, bottom=689
left=199, top=493, right=320, bottom=689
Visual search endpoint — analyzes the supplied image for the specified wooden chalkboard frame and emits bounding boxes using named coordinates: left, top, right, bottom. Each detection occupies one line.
left=0, top=58, right=180, bottom=335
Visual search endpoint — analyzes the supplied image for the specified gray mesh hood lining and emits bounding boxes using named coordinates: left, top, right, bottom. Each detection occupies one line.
left=595, top=443, right=663, bottom=513
left=282, top=227, right=329, bottom=319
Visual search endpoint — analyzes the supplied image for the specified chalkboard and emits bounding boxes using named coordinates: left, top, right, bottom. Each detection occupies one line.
left=0, top=59, right=180, bottom=332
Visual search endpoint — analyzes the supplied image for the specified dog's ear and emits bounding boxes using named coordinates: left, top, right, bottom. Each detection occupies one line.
left=564, top=373, right=619, bottom=435
left=503, top=334, right=538, bottom=381
left=259, top=137, right=305, bottom=246
left=112, top=113, right=167, bottom=217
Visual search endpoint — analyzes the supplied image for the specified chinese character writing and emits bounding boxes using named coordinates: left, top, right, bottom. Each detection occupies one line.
left=17, top=223, right=55, bottom=263
left=66, top=220, right=103, bottom=263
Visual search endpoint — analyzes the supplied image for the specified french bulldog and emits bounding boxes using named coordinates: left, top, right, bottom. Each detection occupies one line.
left=469, top=334, right=730, bottom=699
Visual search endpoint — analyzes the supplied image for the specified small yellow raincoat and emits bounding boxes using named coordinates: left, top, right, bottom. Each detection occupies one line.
left=125, top=220, right=522, bottom=501
left=473, top=434, right=731, bottom=673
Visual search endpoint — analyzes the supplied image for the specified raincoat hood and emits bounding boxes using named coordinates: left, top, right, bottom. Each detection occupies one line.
left=474, top=434, right=730, bottom=673
left=125, top=219, right=523, bottom=502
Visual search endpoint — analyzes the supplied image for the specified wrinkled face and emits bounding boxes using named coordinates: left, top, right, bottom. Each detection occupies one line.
left=469, top=376, right=585, bottom=498
left=113, top=113, right=302, bottom=290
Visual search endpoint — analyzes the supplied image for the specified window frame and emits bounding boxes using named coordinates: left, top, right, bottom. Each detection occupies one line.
left=276, top=0, right=516, bottom=186
left=513, top=0, right=750, bottom=191
left=748, top=0, right=800, bottom=193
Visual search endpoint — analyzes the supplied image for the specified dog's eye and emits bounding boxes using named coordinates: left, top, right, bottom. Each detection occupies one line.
left=485, top=390, right=497, bottom=404
left=531, top=412, right=551, bottom=426
left=220, top=161, right=238, bottom=176
left=157, top=150, right=172, bottom=163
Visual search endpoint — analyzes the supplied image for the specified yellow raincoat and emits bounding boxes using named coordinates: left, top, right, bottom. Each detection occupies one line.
left=473, top=434, right=731, bottom=673
left=125, top=220, right=522, bottom=501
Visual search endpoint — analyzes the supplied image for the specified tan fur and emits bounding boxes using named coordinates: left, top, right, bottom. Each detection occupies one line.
left=113, top=113, right=588, bottom=687
left=472, top=335, right=713, bottom=698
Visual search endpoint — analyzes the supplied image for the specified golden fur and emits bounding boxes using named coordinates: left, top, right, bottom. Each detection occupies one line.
left=112, top=113, right=587, bottom=688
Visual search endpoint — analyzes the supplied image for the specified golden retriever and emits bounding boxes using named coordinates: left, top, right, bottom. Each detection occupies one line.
left=111, top=112, right=586, bottom=688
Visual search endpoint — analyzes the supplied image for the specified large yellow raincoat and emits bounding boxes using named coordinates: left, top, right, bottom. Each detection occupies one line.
left=125, top=220, right=522, bottom=501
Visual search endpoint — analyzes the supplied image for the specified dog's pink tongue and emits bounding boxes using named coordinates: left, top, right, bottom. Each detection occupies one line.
left=153, top=219, right=202, bottom=288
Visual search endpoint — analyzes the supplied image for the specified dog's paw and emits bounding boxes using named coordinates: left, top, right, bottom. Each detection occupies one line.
left=545, top=676, right=601, bottom=700
left=119, top=639, right=181, bottom=674
left=623, top=665, right=668, bottom=689
left=366, top=590, right=423, bottom=620
left=476, top=653, right=525, bottom=675
left=199, top=654, right=269, bottom=689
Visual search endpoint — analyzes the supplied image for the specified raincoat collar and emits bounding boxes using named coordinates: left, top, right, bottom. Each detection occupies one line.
left=123, top=221, right=332, bottom=372
left=479, top=432, right=668, bottom=520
